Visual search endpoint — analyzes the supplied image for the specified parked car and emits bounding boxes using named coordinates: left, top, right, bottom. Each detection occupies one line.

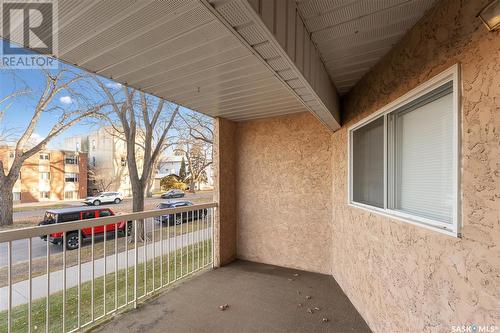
left=84, top=192, right=123, bottom=206
left=154, top=201, right=207, bottom=225
left=160, top=189, right=185, bottom=199
left=38, top=206, right=131, bottom=250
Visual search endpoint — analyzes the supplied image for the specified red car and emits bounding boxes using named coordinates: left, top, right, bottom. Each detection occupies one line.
left=39, top=206, right=131, bottom=250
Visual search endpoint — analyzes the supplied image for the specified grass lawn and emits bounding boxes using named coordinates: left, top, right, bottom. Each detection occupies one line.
left=0, top=219, right=211, bottom=288
left=0, top=239, right=212, bottom=333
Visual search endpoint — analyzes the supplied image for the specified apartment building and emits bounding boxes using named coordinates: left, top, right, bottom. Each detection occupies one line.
left=0, top=146, right=87, bottom=203
left=64, top=127, right=134, bottom=196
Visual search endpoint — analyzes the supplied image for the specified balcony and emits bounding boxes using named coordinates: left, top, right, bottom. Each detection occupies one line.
left=94, top=260, right=371, bottom=333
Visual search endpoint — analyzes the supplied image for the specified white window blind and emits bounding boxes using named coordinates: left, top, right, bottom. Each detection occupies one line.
left=390, top=88, right=454, bottom=224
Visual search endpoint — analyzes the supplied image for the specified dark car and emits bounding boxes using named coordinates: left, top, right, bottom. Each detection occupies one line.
left=38, top=206, right=131, bottom=250
left=160, top=189, right=185, bottom=199
left=154, top=201, right=207, bottom=225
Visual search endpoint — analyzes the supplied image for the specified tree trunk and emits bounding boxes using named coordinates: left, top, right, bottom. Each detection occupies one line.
left=0, top=189, right=14, bottom=226
left=146, top=177, right=154, bottom=198
left=131, top=182, right=146, bottom=241
left=189, top=180, right=196, bottom=193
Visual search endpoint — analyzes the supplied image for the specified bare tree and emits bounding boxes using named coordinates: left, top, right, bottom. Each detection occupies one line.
left=0, top=69, right=102, bottom=226
left=96, top=81, right=178, bottom=240
left=176, top=111, right=213, bottom=192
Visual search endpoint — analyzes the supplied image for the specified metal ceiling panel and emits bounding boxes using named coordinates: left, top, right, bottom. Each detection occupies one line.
left=297, top=0, right=437, bottom=94
left=1, top=0, right=436, bottom=126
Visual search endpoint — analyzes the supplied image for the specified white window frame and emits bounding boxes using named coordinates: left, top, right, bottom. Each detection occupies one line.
left=347, top=64, right=461, bottom=237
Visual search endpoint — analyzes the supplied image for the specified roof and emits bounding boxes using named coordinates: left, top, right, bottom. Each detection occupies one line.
left=46, top=206, right=110, bottom=214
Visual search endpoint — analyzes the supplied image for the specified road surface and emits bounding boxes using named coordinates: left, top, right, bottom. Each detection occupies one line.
left=0, top=192, right=213, bottom=266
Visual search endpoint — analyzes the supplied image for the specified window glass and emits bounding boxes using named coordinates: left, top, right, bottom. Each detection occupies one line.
left=352, top=116, right=384, bottom=208
left=82, top=211, right=96, bottom=219
left=60, top=212, right=81, bottom=222
left=389, top=86, right=454, bottom=223
left=99, top=210, right=112, bottom=217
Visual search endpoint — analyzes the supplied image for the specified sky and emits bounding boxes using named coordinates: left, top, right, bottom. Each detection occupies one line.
left=0, top=39, right=194, bottom=149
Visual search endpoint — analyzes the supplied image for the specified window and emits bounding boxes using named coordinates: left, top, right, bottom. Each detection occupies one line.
left=65, top=155, right=78, bottom=164
left=99, top=210, right=112, bottom=217
left=13, top=192, right=21, bottom=201
left=40, top=191, right=50, bottom=199
left=120, top=157, right=126, bottom=166
left=65, top=191, right=75, bottom=199
left=91, top=139, right=96, bottom=150
left=82, top=211, right=96, bottom=219
left=92, top=157, right=96, bottom=167
left=39, top=153, right=50, bottom=160
left=65, top=173, right=79, bottom=182
left=348, top=65, right=460, bottom=236
left=40, top=172, right=50, bottom=180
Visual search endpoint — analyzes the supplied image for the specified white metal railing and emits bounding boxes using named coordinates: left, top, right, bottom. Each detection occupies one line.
left=0, top=202, right=216, bottom=333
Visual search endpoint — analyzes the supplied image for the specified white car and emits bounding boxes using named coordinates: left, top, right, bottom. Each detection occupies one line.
left=84, top=192, right=123, bottom=206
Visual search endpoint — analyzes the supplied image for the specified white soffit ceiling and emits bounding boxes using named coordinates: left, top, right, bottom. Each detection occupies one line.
left=296, top=0, right=437, bottom=95
left=3, top=0, right=309, bottom=122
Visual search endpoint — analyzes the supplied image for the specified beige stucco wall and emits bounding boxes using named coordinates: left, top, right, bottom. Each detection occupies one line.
left=227, top=0, right=499, bottom=331
left=331, top=0, right=500, bottom=332
left=236, top=112, right=333, bottom=274
left=214, top=117, right=238, bottom=266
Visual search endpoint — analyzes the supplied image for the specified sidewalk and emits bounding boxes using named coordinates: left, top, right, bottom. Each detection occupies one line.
left=0, top=228, right=211, bottom=311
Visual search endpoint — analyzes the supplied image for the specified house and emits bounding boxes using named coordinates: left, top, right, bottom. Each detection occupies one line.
left=0, top=1, right=498, bottom=332
left=0, top=146, right=87, bottom=203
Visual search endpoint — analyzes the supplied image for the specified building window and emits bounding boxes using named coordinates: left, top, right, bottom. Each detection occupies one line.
left=64, top=191, right=76, bottom=199
left=40, top=191, right=50, bottom=199
left=92, top=139, right=96, bottom=150
left=92, top=157, right=96, bottom=167
left=120, top=157, right=126, bottom=166
left=40, top=172, right=50, bottom=180
left=348, top=65, right=460, bottom=236
left=13, top=192, right=21, bottom=201
left=76, top=142, right=80, bottom=152
left=65, top=155, right=78, bottom=164
left=39, top=153, right=50, bottom=160
left=65, top=173, right=79, bottom=182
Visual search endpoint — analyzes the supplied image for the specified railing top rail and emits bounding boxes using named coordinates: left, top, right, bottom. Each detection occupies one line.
left=0, top=202, right=218, bottom=243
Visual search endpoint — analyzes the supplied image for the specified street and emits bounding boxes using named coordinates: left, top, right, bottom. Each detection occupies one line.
left=1, top=192, right=213, bottom=267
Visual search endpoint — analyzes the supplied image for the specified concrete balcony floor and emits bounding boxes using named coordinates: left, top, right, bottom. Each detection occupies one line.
left=93, top=260, right=371, bottom=333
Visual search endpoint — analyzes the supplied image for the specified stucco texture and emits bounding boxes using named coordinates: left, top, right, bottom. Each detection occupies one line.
left=214, top=117, right=238, bottom=266
left=236, top=112, right=333, bottom=274
left=331, top=0, right=500, bottom=332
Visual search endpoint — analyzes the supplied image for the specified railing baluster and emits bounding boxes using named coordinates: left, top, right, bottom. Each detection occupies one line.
left=174, top=214, right=177, bottom=281
left=143, top=219, right=147, bottom=296
left=134, top=220, right=138, bottom=308
left=115, top=224, right=118, bottom=310
left=125, top=222, right=128, bottom=304
left=7, top=241, right=12, bottom=333
left=167, top=219, right=170, bottom=285
left=103, top=226, right=106, bottom=316
left=63, top=233, right=67, bottom=333
left=191, top=211, right=194, bottom=273
left=46, top=235, right=50, bottom=333
left=181, top=212, right=184, bottom=277
left=28, top=237, right=32, bottom=333
left=91, top=227, right=95, bottom=323
left=211, top=208, right=215, bottom=265
left=152, top=218, right=155, bottom=291
left=160, top=216, right=163, bottom=287
left=77, top=229, right=81, bottom=330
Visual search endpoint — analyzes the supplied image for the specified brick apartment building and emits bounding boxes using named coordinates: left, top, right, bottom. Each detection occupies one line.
left=0, top=146, right=87, bottom=203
